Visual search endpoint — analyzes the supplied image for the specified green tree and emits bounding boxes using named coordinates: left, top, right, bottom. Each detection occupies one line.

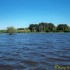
left=44, top=28, right=50, bottom=32
left=28, top=24, right=39, bottom=32
left=38, top=22, right=48, bottom=32
left=17, top=28, right=24, bottom=30
left=28, top=23, right=69, bottom=32
left=29, top=24, right=34, bottom=32
left=57, top=24, right=70, bottom=32
left=39, top=22, right=45, bottom=32
left=47, top=23, right=55, bottom=32
left=6, top=27, right=16, bottom=35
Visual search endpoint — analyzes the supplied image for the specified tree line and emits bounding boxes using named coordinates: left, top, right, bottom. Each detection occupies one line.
left=0, top=22, right=70, bottom=34
left=0, top=27, right=30, bottom=34
left=28, top=22, right=70, bottom=32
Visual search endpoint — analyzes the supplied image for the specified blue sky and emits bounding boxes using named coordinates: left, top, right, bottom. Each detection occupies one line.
left=0, top=0, right=70, bottom=29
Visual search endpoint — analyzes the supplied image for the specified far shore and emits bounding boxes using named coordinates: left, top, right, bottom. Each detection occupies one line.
left=0, top=32, right=70, bottom=34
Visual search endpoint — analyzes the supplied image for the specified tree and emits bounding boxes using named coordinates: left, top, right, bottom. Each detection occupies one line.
left=28, top=24, right=39, bottom=32
left=6, top=27, right=16, bottom=35
left=39, top=22, right=45, bottom=32
left=38, top=22, right=48, bottom=32
left=17, top=28, right=24, bottom=30
left=47, top=23, right=55, bottom=32
left=44, top=28, right=50, bottom=32
left=57, top=24, right=70, bottom=32
left=28, top=24, right=34, bottom=32
left=28, top=23, right=70, bottom=32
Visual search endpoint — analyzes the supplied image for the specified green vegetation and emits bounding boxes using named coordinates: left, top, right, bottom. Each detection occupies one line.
left=56, top=24, right=70, bottom=32
left=0, top=30, right=6, bottom=33
left=17, top=28, right=30, bottom=33
left=6, top=27, right=16, bottom=35
left=29, top=22, right=70, bottom=32
left=0, top=22, right=70, bottom=34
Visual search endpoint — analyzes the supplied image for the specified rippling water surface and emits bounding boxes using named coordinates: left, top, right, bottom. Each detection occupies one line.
left=0, top=33, right=70, bottom=70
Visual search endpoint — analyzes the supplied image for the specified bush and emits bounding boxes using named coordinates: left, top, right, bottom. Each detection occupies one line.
left=6, top=27, right=16, bottom=35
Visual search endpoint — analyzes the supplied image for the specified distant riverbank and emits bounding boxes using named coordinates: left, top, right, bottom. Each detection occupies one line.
left=0, top=23, right=70, bottom=34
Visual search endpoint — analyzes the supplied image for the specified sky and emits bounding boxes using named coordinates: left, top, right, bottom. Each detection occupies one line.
left=0, top=0, right=70, bottom=29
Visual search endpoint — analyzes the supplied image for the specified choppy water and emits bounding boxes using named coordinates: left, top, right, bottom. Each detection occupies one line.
left=0, top=33, right=70, bottom=70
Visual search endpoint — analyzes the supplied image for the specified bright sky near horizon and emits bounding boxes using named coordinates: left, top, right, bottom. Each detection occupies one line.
left=0, top=0, right=70, bottom=29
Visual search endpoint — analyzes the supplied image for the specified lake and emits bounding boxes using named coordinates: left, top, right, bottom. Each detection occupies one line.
left=0, top=33, right=70, bottom=70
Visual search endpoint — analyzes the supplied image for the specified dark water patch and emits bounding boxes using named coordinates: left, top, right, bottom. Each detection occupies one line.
left=60, top=55, right=70, bottom=59
left=2, top=58, right=17, bottom=62
left=47, top=57, right=70, bottom=62
left=0, top=64, right=13, bottom=70
left=21, top=60, right=38, bottom=66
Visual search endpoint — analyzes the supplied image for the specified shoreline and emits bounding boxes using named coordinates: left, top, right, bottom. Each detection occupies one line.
left=0, top=32, right=70, bottom=34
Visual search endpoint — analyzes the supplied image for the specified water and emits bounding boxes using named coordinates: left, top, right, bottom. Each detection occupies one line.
left=0, top=33, right=70, bottom=70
